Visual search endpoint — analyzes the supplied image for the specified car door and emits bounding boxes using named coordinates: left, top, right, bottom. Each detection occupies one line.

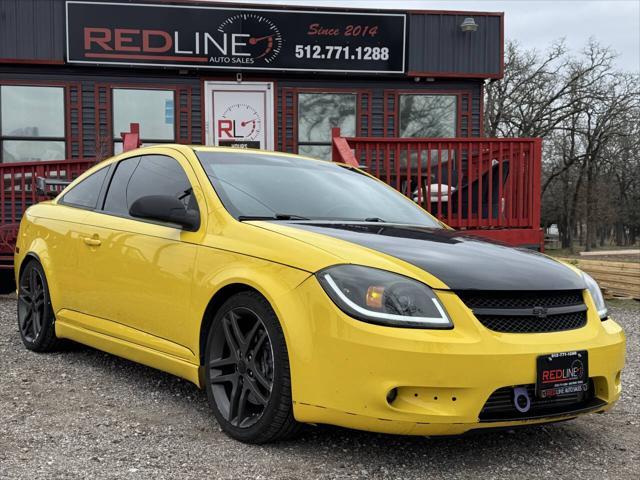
left=49, top=164, right=112, bottom=313
left=74, top=151, right=206, bottom=356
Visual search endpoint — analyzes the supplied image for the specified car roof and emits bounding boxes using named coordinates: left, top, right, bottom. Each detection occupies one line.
left=191, top=145, right=322, bottom=163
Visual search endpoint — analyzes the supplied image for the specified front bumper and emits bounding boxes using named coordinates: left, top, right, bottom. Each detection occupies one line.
left=278, top=277, right=625, bottom=436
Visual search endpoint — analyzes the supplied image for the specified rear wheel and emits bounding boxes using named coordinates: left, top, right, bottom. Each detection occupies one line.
left=204, top=291, right=300, bottom=443
left=17, top=260, right=59, bottom=352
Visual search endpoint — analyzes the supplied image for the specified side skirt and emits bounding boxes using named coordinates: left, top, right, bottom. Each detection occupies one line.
left=55, top=310, right=202, bottom=387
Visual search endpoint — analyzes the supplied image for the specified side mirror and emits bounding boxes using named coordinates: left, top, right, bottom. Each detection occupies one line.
left=129, top=195, right=200, bottom=231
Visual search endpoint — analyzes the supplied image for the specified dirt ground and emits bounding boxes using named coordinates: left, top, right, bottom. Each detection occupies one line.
left=1, top=295, right=638, bottom=480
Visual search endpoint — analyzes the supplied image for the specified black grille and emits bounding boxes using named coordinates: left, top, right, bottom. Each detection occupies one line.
left=458, top=290, right=583, bottom=310
left=477, top=311, right=587, bottom=333
left=457, top=290, right=587, bottom=334
left=479, top=381, right=604, bottom=422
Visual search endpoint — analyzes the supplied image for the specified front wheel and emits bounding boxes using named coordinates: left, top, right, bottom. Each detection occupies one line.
left=204, top=291, right=300, bottom=443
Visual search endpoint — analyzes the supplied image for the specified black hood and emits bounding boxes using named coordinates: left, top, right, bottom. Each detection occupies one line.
left=284, top=222, right=585, bottom=291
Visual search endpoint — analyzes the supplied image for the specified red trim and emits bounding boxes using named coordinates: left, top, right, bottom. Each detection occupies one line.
left=200, top=79, right=206, bottom=145
left=0, top=58, right=65, bottom=65
left=409, top=10, right=503, bottom=16
left=479, top=81, right=485, bottom=136
left=326, top=136, right=541, bottom=143
left=407, top=71, right=502, bottom=79
left=98, top=0, right=502, bottom=15
left=94, top=83, right=113, bottom=157
left=272, top=80, right=278, bottom=150
left=499, top=12, right=505, bottom=79
left=85, top=53, right=209, bottom=62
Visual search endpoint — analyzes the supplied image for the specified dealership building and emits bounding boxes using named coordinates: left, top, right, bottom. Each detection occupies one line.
left=0, top=0, right=503, bottom=159
left=1, top=0, right=545, bottom=275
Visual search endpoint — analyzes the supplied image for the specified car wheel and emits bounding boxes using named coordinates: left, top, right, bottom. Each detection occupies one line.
left=0, top=269, right=16, bottom=295
left=204, top=291, right=301, bottom=443
left=17, top=260, right=60, bottom=352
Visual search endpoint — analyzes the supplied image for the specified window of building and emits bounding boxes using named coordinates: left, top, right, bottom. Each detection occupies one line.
left=297, top=93, right=356, bottom=160
left=398, top=94, right=458, bottom=138
left=112, top=89, right=175, bottom=153
left=59, top=166, right=109, bottom=210
left=0, top=85, right=66, bottom=163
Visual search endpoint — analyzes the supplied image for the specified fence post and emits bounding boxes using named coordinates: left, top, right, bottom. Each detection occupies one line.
left=532, top=138, right=542, bottom=230
left=121, top=122, right=142, bottom=152
left=331, top=127, right=341, bottom=162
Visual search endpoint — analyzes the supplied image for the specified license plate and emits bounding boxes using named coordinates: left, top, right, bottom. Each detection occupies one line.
left=536, top=350, right=588, bottom=398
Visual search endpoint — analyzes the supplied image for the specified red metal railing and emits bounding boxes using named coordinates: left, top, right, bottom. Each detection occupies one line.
left=0, top=158, right=96, bottom=268
left=332, top=129, right=542, bottom=231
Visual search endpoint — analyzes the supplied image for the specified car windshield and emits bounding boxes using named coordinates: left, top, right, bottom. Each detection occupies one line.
left=196, top=151, right=442, bottom=228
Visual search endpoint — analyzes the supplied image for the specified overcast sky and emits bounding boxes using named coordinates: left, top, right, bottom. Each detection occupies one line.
left=209, top=0, right=640, bottom=72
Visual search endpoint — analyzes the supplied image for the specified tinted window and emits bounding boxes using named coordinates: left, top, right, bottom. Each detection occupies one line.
left=60, top=166, right=109, bottom=209
left=197, top=151, right=441, bottom=228
left=102, top=155, right=196, bottom=218
left=103, top=156, right=140, bottom=215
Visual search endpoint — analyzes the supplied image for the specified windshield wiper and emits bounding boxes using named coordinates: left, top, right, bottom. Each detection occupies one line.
left=363, top=217, right=386, bottom=222
left=238, top=214, right=310, bottom=221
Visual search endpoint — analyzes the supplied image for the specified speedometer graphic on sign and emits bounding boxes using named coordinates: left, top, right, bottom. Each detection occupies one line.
left=218, top=13, right=283, bottom=63
left=219, top=103, right=262, bottom=141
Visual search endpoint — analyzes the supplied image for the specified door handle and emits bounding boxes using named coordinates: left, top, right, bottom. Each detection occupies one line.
left=82, top=236, right=102, bottom=247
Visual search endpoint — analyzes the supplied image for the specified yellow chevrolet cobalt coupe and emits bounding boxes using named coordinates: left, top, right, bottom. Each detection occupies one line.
left=14, top=146, right=625, bottom=443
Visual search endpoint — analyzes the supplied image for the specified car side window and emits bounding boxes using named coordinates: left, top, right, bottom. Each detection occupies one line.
left=103, top=156, right=140, bottom=215
left=59, top=166, right=109, bottom=210
left=102, top=154, right=197, bottom=219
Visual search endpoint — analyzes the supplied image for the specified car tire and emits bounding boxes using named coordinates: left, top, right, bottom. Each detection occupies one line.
left=204, top=291, right=301, bottom=443
left=17, top=259, right=60, bottom=352
left=0, top=269, right=16, bottom=295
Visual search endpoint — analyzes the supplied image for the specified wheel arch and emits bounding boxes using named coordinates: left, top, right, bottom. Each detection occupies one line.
left=18, top=251, right=43, bottom=277
left=198, top=283, right=264, bottom=366
left=17, top=243, right=61, bottom=315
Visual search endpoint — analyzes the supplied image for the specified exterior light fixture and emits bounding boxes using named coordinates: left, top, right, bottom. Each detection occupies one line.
left=460, top=17, right=478, bottom=32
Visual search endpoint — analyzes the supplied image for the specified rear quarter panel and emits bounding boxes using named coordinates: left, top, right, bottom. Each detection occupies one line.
left=16, top=203, right=88, bottom=314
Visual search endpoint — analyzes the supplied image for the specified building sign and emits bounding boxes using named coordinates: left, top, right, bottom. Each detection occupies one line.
left=65, top=2, right=406, bottom=74
left=213, top=90, right=267, bottom=149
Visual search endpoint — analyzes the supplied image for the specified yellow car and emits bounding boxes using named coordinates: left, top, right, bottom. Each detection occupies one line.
left=14, top=145, right=625, bottom=443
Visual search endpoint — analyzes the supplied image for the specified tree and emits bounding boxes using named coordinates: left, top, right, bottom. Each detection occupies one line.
left=485, top=39, right=640, bottom=250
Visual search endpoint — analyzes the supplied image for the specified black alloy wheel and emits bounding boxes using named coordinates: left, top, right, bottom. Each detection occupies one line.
left=17, top=260, right=59, bottom=351
left=205, top=291, right=300, bottom=443
left=209, top=306, right=274, bottom=428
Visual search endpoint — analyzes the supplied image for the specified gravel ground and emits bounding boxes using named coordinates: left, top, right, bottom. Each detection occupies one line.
left=0, top=295, right=638, bottom=480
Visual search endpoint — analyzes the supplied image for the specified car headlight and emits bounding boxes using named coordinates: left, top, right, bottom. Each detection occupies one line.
left=316, top=265, right=452, bottom=329
left=582, top=271, right=608, bottom=320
